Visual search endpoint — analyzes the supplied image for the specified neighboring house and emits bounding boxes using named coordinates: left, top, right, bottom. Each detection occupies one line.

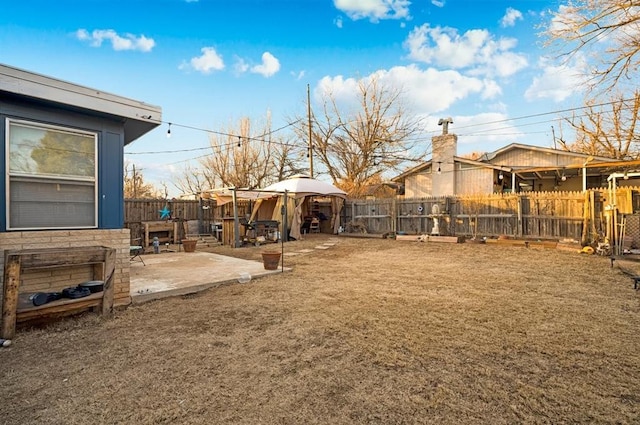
left=0, top=64, right=161, bottom=314
left=362, top=182, right=400, bottom=200
left=393, top=129, right=636, bottom=197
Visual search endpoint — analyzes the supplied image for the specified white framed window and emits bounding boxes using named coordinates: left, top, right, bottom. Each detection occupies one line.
left=6, top=119, right=98, bottom=230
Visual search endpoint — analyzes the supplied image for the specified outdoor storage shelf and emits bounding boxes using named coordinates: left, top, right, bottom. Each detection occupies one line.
left=1, top=246, right=116, bottom=339
left=143, top=221, right=179, bottom=247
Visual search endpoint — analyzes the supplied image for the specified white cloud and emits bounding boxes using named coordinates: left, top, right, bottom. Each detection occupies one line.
left=404, top=24, right=528, bottom=78
left=180, top=47, right=225, bottom=74
left=75, top=28, right=155, bottom=52
left=234, top=57, right=249, bottom=74
left=548, top=4, right=576, bottom=34
left=250, top=52, right=281, bottom=77
left=316, top=64, right=487, bottom=115
left=524, top=55, right=588, bottom=102
left=431, top=0, right=444, bottom=7
left=500, top=7, right=523, bottom=28
left=486, top=101, right=508, bottom=114
left=291, top=70, right=306, bottom=80
left=333, top=0, right=411, bottom=22
left=481, top=79, right=502, bottom=99
left=335, top=16, right=344, bottom=28
left=473, top=50, right=528, bottom=78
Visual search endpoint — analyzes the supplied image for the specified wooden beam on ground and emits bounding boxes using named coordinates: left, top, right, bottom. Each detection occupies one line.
left=338, top=233, right=385, bottom=239
left=426, top=236, right=464, bottom=243
left=395, top=234, right=421, bottom=242
left=485, top=239, right=558, bottom=249
left=395, top=235, right=464, bottom=243
left=555, top=241, right=582, bottom=253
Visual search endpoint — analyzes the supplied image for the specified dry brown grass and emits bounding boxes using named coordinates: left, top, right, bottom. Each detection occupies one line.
left=2, top=235, right=640, bottom=424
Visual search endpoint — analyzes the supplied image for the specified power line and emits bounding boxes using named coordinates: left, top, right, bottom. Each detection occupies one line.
left=126, top=146, right=214, bottom=155
left=447, top=97, right=639, bottom=133
left=125, top=118, right=304, bottom=156
left=129, top=96, right=640, bottom=161
left=137, top=116, right=302, bottom=143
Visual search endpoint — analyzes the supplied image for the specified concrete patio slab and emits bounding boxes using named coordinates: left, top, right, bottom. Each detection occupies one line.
left=130, top=251, right=288, bottom=304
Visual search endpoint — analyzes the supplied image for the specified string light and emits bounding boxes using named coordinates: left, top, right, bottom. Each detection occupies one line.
left=436, top=161, right=441, bottom=174
left=166, top=123, right=171, bottom=138
left=237, top=136, right=241, bottom=147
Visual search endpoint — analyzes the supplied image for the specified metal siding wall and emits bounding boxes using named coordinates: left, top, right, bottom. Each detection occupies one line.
left=493, top=149, right=537, bottom=166
left=406, top=172, right=432, bottom=197
left=493, top=148, right=587, bottom=168
left=456, top=168, right=493, bottom=194
left=99, top=131, right=124, bottom=228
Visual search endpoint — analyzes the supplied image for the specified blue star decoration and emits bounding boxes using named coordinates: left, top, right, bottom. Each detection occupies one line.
left=159, top=206, right=171, bottom=220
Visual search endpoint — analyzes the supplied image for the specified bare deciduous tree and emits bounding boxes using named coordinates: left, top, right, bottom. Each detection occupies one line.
left=298, top=76, right=427, bottom=198
left=124, top=162, right=162, bottom=199
left=172, top=164, right=213, bottom=197
left=543, top=0, right=640, bottom=93
left=173, top=115, right=305, bottom=195
left=557, top=90, right=640, bottom=159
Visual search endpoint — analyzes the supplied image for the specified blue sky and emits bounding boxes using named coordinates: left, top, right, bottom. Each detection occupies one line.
left=1, top=0, right=587, bottom=196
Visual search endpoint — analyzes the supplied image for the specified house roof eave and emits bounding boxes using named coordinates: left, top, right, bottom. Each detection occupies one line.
left=482, top=142, right=615, bottom=162
left=0, top=63, right=162, bottom=144
left=391, top=160, right=432, bottom=182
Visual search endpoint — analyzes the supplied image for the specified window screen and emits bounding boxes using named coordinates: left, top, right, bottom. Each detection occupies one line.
left=7, top=120, right=97, bottom=229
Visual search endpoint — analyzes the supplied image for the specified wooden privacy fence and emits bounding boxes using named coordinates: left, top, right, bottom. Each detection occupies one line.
left=124, top=198, right=253, bottom=244
left=343, top=188, right=639, bottom=242
left=126, top=188, right=640, bottom=245
left=125, top=198, right=219, bottom=243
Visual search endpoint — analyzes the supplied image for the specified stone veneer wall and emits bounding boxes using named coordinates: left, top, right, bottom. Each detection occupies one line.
left=0, top=229, right=132, bottom=326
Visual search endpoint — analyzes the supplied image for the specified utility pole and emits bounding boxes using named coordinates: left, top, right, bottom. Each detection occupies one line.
left=307, top=83, right=313, bottom=178
left=132, top=164, right=138, bottom=198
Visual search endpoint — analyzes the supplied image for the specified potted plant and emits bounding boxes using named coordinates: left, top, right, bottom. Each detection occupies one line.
left=261, top=251, right=281, bottom=270
left=182, top=239, right=197, bottom=253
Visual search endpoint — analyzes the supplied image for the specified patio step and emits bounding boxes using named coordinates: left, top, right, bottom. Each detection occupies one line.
left=185, top=234, right=221, bottom=247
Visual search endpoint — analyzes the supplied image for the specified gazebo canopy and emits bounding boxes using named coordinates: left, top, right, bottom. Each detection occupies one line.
left=209, top=175, right=346, bottom=205
left=259, top=174, right=346, bottom=199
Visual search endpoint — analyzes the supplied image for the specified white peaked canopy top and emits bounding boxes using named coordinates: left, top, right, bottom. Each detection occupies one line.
left=260, top=174, right=347, bottom=199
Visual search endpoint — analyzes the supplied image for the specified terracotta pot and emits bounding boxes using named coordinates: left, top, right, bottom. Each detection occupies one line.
left=182, top=239, right=197, bottom=253
left=261, top=251, right=281, bottom=270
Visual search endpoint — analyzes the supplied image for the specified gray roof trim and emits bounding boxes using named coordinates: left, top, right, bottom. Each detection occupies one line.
left=393, top=157, right=508, bottom=182
left=391, top=160, right=432, bottom=182
left=454, top=156, right=506, bottom=170
left=0, top=63, right=162, bottom=144
left=479, top=142, right=614, bottom=162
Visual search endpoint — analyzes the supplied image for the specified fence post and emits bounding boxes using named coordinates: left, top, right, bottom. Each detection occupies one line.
left=352, top=201, right=356, bottom=227
left=392, top=197, right=397, bottom=234
left=517, top=196, right=523, bottom=238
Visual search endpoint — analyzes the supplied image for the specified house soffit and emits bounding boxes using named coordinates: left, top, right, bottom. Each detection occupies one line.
left=0, top=63, right=162, bottom=144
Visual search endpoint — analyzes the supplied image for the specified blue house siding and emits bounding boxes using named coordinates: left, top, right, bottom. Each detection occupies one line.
left=0, top=95, right=127, bottom=231
left=99, top=131, right=125, bottom=229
